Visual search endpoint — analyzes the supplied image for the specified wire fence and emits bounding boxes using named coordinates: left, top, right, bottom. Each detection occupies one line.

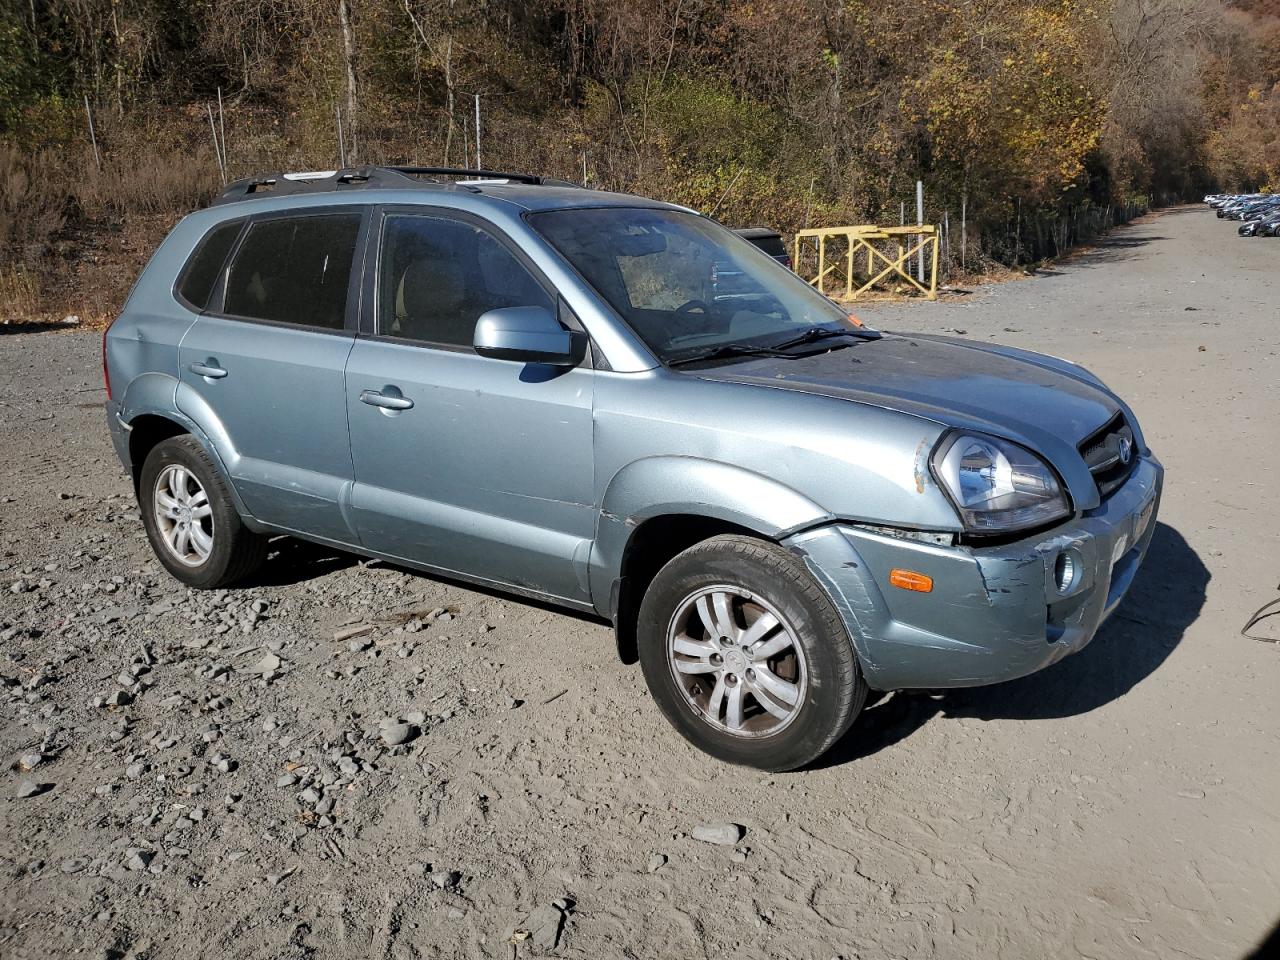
left=974, top=198, right=1152, bottom=269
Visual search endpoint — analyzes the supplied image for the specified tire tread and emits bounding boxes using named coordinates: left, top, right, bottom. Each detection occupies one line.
left=638, top=533, right=867, bottom=770
left=140, top=435, right=266, bottom=588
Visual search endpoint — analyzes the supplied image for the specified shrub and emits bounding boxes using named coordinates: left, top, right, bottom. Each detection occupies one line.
left=0, top=143, right=68, bottom=263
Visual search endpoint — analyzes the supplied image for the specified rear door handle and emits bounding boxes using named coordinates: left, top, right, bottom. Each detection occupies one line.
left=359, top=389, right=414, bottom=411
left=189, top=360, right=228, bottom=379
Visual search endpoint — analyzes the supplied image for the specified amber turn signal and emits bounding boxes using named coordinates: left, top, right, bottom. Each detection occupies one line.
left=889, top=569, right=933, bottom=593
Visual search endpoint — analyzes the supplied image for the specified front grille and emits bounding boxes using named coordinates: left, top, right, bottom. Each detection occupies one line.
left=1078, top=412, right=1137, bottom=498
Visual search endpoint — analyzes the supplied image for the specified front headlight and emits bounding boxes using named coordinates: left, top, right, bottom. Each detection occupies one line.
left=931, top=432, right=1071, bottom=534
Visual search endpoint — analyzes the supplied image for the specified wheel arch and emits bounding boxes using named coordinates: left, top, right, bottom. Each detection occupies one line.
left=593, top=457, right=835, bottom=662
left=127, top=414, right=191, bottom=491
left=119, top=383, right=257, bottom=527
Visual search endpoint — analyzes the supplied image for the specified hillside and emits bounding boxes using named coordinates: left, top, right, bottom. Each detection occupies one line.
left=1, top=0, right=1277, bottom=322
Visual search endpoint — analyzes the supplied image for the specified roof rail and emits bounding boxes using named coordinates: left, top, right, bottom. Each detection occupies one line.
left=212, top=165, right=582, bottom=206
left=390, top=166, right=570, bottom=185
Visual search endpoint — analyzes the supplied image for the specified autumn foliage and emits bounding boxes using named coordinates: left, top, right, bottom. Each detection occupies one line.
left=0, top=0, right=1276, bottom=316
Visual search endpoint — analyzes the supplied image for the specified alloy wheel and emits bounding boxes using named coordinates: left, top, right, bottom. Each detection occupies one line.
left=666, top=585, right=808, bottom=738
left=152, top=464, right=215, bottom=567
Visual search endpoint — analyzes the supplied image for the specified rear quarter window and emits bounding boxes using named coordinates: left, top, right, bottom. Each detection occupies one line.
left=750, top=235, right=787, bottom=259
left=175, top=219, right=244, bottom=311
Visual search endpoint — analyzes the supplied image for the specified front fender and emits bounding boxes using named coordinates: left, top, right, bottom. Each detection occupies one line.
left=588, top=456, right=834, bottom=615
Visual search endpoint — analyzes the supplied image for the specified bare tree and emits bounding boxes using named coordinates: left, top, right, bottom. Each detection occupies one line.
left=400, top=0, right=458, bottom=165
left=338, top=0, right=359, bottom=163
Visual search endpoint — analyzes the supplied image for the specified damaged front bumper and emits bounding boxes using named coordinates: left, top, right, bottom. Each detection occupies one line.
left=786, top=456, right=1163, bottom=690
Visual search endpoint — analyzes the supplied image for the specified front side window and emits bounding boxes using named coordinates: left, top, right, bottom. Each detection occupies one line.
left=223, top=213, right=362, bottom=329
left=529, top=207, right=854, bottom=363
left=377, top=214, right=553, bottom=347
left=176, top=219, right=243, bottom=311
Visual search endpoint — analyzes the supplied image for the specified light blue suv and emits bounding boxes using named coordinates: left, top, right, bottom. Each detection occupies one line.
left=104, top=166, right=1162, bottom=770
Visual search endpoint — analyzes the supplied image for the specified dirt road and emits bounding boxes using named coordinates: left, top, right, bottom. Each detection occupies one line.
left=2, top=206, right=1277, bottom=960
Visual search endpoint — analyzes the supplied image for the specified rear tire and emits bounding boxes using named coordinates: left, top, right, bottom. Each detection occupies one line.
left=139, top=435, right=266, bottom=588
left=637, top=534, right=866, bottom=771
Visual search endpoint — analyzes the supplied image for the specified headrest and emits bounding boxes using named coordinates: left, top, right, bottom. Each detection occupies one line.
left=397, top=255, right=466, bottom=320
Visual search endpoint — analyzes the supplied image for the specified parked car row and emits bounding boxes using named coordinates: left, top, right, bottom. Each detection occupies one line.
left=1204, top=193, right=1280, bottom=236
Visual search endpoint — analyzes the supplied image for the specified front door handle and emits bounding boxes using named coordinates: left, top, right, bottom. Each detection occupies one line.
left=359, top=389, right=414, bottom=411
left=189, top=360, right=228, bottom=380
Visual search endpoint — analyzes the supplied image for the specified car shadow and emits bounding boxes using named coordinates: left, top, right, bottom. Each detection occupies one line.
left=248, top=536, right=361, bottom=586
left=0, top=321, right=83, bottom=335
left=814, top=521, right=1209, bottom=769
left=246, top=535, right=611, bottom=627
left=1245, top=917, right=1280, bottom=959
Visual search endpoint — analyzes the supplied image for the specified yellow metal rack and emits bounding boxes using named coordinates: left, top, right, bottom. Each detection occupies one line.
left=792, top=224, right=939, bottom=301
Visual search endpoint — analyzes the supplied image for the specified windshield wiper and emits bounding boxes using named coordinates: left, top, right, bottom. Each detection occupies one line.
left=666, top=343, right=798, bottom=367
left=768, top=326, right=875, bottom=352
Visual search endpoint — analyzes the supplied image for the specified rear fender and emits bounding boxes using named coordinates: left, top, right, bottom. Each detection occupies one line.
left=117, top=374, right=259, bottom=528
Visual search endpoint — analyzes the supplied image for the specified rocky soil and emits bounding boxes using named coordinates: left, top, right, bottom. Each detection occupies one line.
left=1, top=206, right=1278, bottom=959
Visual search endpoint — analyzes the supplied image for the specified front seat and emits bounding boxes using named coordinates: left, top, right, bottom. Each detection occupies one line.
left=395, top=255, right=471, bottom=345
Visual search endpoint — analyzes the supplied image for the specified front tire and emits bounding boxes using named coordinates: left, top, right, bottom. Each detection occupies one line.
left=637, top=535, right=866, bottom=771
left=138, top=435, right=266, bottom=588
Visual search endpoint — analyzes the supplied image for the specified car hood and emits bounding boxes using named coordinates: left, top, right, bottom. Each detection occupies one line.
left=691, top=332, right=1126, bottom=500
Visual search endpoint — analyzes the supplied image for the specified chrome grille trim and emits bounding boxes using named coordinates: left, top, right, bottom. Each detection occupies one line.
left=1079, top=412, right=1137, bottom=498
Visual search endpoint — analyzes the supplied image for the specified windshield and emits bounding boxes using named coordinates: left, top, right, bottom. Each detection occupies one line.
left=528, top=207, right=861, bottom=363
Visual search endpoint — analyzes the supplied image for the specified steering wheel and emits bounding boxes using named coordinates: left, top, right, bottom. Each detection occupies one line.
left=675, top=299, right=710, bottom=316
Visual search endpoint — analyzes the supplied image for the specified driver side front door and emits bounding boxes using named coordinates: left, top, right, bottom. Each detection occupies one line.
left=344, top=209, right=596, bottom=604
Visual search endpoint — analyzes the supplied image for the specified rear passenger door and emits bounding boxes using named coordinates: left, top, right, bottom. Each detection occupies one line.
left=344, top=208, right=596, bottom=603
left=176, top=208, right=366, bottom=543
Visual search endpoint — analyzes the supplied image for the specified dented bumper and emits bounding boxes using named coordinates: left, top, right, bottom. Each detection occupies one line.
left=786, top=456, right=1163, bottom=690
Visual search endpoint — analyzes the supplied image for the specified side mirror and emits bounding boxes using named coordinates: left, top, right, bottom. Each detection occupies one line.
left=473, top=306, right=577, bottom=366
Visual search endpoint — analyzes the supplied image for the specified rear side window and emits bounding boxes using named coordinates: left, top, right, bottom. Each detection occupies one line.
left=176, top=219, right=243, bottom=311
left=377, top=214, right=552, bottom=347
left=223, top=213, right=362, bottom=330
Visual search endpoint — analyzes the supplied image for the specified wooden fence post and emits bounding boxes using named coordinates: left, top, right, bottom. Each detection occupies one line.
left=206, top=104, right=226, bottom=184
left=916, top=180, right=924, bottom=281
left=83, top=96, right=101, bottom=170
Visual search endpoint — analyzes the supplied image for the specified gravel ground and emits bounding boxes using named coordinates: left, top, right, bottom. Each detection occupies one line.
left=1, top=206, right=1278, bottom=960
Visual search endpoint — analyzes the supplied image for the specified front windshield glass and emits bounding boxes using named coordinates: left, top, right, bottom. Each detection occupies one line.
left=528, top=207, right=862, bottom=363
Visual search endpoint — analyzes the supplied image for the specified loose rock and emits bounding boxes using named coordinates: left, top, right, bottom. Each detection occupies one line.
left=333, top=624, right=373, bottom=643
left=522, top=898, right=574, bottom=952
left=252, top=653, right=282, bottom=676
left=125, top=848, right=156, bottom=872
left=379, top=723, right=416, bottom=747
left=692, top=822, right=744, bottom=845
left=16, top=780, right=50, bottom=799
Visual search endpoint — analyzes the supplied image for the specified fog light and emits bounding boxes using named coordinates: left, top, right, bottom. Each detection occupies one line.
left=1053, top=550, right=1079, bottom=594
